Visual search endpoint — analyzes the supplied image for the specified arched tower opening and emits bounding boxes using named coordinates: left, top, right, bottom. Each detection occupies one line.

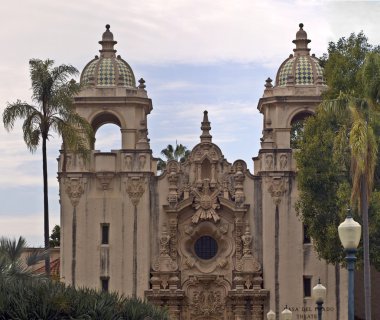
left=290, top=111, right=313, bottom=149
left=91, top=112, right=122, bottom=151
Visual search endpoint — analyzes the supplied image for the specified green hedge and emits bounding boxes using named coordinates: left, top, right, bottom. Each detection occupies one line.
left=0, top=278, right=168, bottom=320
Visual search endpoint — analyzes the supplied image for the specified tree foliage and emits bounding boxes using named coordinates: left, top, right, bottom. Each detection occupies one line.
left=157, top=142, right=191, bottom=171
left=296, top=32, right=380, bottom=270
left=49, top=225, right=60, bottom=248
left=2, top=59, right=94, bottom=275
left=0, top=236, right=46, bottom=281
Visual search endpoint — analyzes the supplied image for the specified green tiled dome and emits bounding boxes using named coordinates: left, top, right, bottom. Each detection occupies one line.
left=277, top=57, right=295, bottom=86
left=81, top=57, right=135, bottom=87
left=275, top=24, right=326, bottom=87
left=276, top=54, right=325, bottom=87
left=80, top=25, right=136, bottom=88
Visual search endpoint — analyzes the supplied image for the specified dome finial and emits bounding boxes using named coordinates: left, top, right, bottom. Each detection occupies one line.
left=99, top=24, right=117, bottom=57
left=292, top=23, right=311, bottom=55
left=200, top=110, right=212, bottom=143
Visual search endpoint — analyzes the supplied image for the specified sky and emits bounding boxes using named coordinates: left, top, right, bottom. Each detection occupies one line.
left=0, top=0, right=379, bottom=247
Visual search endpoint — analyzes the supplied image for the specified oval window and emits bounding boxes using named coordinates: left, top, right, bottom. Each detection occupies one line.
left=194, top=236, right=218, bottom=260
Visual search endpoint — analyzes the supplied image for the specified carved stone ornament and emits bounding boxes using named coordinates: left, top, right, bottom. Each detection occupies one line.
left=192, top=289, right=223, bottom=316
left=280, top=153, right=288, bottom=170
left=65, top=177, right=84, bottom=207
left=233, top=167, right=245, bottom=207
left=96, top=173, right=114, bottom=190
left=159, top=224, right=171, bottom=256
left=186, top=276, right=226, bottom=318
left=268, top=176, right=287, bottom=205
left=124, top=154, right=133, bottom=170
left=139, top=155, right=146, bottom=170
left=265, top=154, right=274, bottom=170
left=126, top=177, right=145, bottom=206
left=191, top=179, right=220, bottom=224
left=151, top=223, right=178, bottom=275
left=241, top=224, right=252, bottom=257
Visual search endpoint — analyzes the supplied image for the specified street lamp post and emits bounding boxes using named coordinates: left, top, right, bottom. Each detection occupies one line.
left=312, top=278, right=326, bottom=320
left=281, top=306, right=292, bottom=320
left=338, top=209, right=361, bottom=320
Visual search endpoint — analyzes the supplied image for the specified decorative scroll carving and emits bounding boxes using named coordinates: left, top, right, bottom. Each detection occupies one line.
left=191, top=179, right=220, bottom=224
left=126, top=177, right=145, bottom=206
left=268, top=177, right=288, bottom=205
left=65, top=177, right=84, bottom=207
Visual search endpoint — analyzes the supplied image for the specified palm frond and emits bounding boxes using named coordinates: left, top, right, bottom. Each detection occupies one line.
left=2, top=101, right=39, bottom=131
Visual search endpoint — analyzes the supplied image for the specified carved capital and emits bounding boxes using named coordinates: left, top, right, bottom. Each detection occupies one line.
left=267, top=176, right=287, bottom=205
left=65, top=177, right=84, bottom=207
left=125, top=177, right=145, bottom=206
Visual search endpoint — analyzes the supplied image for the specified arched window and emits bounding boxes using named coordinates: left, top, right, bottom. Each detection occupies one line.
left=91, top=112, right=122, bottom=151
left=95, top=124, right=121, bottom=151
left=290, top=112, right=313, bottom=149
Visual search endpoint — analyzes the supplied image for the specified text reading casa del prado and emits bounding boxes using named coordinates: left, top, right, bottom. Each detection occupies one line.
left=58, top=24, right=348, bottom=320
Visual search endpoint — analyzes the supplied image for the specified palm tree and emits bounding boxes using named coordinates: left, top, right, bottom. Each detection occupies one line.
left=157, top=141, right=191, bottom=171
left=2, top=59, right=94, bottom=276
left=321, top=52, right=380, bottom=320
left=0, top=236, right=46, bottom=280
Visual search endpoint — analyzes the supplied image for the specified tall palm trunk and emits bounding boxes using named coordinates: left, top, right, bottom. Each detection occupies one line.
left=42, top=136, right=50, bottom=276
left=361, top=174, right=371, bottom=319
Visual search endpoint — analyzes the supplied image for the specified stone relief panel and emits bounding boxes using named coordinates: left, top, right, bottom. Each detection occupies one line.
left=279, top=153, right=288, bottom=170
left=183, top=275, right=229, bottom=319
left=123, top=153, right=133, bottom=171
left=61, top=154, right=87, bottom=172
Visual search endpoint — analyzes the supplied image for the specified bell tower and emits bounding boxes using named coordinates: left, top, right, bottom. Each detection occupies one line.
left=254, top=24, right=347, bottom=320
left=59, top=25, right=155, bottom=297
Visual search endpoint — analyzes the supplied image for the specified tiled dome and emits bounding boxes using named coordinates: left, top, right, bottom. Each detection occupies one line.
left=275, top=24, right=326, bottom=87
left=80, top=25, right=136, bottom=87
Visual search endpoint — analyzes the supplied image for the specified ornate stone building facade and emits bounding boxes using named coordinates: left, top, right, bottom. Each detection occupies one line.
left=59, top=24, right=348, bottom=319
